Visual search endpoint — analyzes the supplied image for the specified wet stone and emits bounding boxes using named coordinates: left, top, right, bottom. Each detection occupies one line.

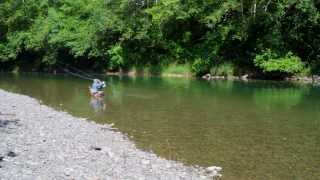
left=0, top=120, right=10, bottom=127
left=90, top=146, right=102, bottom=151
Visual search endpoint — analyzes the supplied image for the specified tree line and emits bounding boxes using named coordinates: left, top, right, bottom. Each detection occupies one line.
left=0, top=0, right=319, bottom=78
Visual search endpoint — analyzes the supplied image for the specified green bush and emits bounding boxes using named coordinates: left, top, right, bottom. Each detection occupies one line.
left=162, top=64, right=191, bottom=76
left=298, top=66, right=312, bottom=77
left=191, top=58, right=211, bottom=76
left=130, top=64, right=163, bottom=76
left=210, top=63, right=234, bottom=77
left=148, top=64, right=163, bottom=75
left=254, top=49, right=304, bottom=74
left=107, top=44, right=124, bottom=71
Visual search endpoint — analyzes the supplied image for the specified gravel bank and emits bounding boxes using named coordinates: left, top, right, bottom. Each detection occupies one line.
left=0, top=89, right=221, bottom=179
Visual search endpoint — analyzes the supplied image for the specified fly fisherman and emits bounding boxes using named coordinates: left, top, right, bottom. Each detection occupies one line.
left=90, top=79, right=106, bottom=96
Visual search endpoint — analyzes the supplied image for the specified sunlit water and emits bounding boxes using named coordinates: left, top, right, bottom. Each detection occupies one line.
left=0, top=73, right=319, bottom=179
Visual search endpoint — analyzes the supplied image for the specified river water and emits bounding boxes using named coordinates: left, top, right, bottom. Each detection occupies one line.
left=0, top=73, right=319, bottom=179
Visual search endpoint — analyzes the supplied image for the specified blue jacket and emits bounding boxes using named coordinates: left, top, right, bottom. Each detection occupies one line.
left=91, top=80, right=105, bottom=91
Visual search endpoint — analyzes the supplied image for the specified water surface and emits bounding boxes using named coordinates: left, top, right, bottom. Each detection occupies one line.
left=0, top=73, right=319, bottom=180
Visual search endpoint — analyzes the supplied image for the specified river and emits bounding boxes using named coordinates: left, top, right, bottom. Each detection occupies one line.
left=0, top=73, right=319, bottom=180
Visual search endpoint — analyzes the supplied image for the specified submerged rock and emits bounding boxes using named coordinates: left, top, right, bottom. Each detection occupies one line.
left=202, top=74, right=211, bottom=80
left=241, top=74, right=249, bottom=80
left=206, top=166, right=222, bottom=172
left=205, top=166, right=222, bottom=178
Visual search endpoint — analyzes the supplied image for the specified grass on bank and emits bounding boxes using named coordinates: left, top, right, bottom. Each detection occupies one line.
left=161, top=64, right=192, bottom=77
left=122, top=63, right=236, bottom=77
left=210, top=63, right=235, bottom=77
left=126, top=64, right=192, bottom=77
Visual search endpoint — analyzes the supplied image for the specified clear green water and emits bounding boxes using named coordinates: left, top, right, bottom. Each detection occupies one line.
left=0, top=73, right=319, bottom=180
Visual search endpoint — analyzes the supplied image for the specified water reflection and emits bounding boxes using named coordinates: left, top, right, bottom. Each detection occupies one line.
left=254, top=85, right=310, bottom=110
left=89, top=97, right=106, bottom=113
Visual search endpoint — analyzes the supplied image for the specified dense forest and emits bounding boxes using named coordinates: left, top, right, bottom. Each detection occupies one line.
left=0, top=0, right=319, bottom=78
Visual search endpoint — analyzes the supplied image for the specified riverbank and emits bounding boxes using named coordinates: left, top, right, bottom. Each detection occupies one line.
left=3, top=69, right=320, bottom=85
left=106, top=70, right=320, bottom=85
left=201, top=73, right=320, bottom=83
left=0, top=89, right=221, bottom=179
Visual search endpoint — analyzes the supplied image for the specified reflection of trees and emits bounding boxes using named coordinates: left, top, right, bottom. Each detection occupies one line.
left=209, top=80, right=235, bottom=94
left=254, top=86, right=310, bottom=110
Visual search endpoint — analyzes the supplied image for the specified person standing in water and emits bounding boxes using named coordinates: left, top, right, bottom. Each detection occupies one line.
left=90, top=79, right=106, bottom=96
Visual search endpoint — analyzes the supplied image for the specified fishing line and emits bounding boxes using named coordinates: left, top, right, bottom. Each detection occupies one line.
left=56, top=61, right=95, bottom=80
left=62, top=68, right=94, bottom=81
left=55, top=60, right=116, bottom=95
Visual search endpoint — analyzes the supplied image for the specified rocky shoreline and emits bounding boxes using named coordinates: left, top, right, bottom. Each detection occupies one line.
left=107, top=71, right=320, bottom=84
left=201, top=73, right=320, bottom=84
left=0, top=89, right=221, bottom=179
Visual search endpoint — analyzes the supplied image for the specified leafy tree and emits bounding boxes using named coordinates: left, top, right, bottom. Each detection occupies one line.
left=0, top=0, right=318, bottom=78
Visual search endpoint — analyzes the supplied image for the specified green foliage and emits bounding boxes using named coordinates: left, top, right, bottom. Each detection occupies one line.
left=107, top=44, right=124, bottom=70
left=298, top=66, right=312, bottom=77
left=0, top=43, right=17, bottom=61
left=191, top=58, right=211, bottom=76
left=254, top=49, right=304, bottom=74
left=210, top=63, right=234, bottom=77
left=0, top=0, right=319, bottom=78
left=162, top=64, right=191, bottom=76
left=280, top=0, right=320, bottom=74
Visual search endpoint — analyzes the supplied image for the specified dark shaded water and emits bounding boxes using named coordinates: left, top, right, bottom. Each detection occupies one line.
left=0, top=73, right=319, bottom=180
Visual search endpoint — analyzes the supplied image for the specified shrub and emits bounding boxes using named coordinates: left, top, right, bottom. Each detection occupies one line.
left=191, top=58, right=211, bottom=76
left=162, top=64, right=191, bottom=76
left=107, top=44, right=124, bottom=70
left=254, top=49, right=304, bottom=74
left=298, top=66, right=312, bottom=77
left=148, top=64, right=163, bottom=75
left=210, top=63, right=234, bottom=77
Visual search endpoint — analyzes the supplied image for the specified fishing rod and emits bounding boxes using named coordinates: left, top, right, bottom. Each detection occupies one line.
left=62, top=68, right=94, bottom=81
left=56, top=61, right=95, bottom=80
left=55, top=60, right=115, bottom=93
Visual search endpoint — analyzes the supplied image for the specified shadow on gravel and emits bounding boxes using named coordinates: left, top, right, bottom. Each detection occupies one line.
left=0, top=119, right=19, bottom=128
left=7, top=151, right=17, bottom=157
